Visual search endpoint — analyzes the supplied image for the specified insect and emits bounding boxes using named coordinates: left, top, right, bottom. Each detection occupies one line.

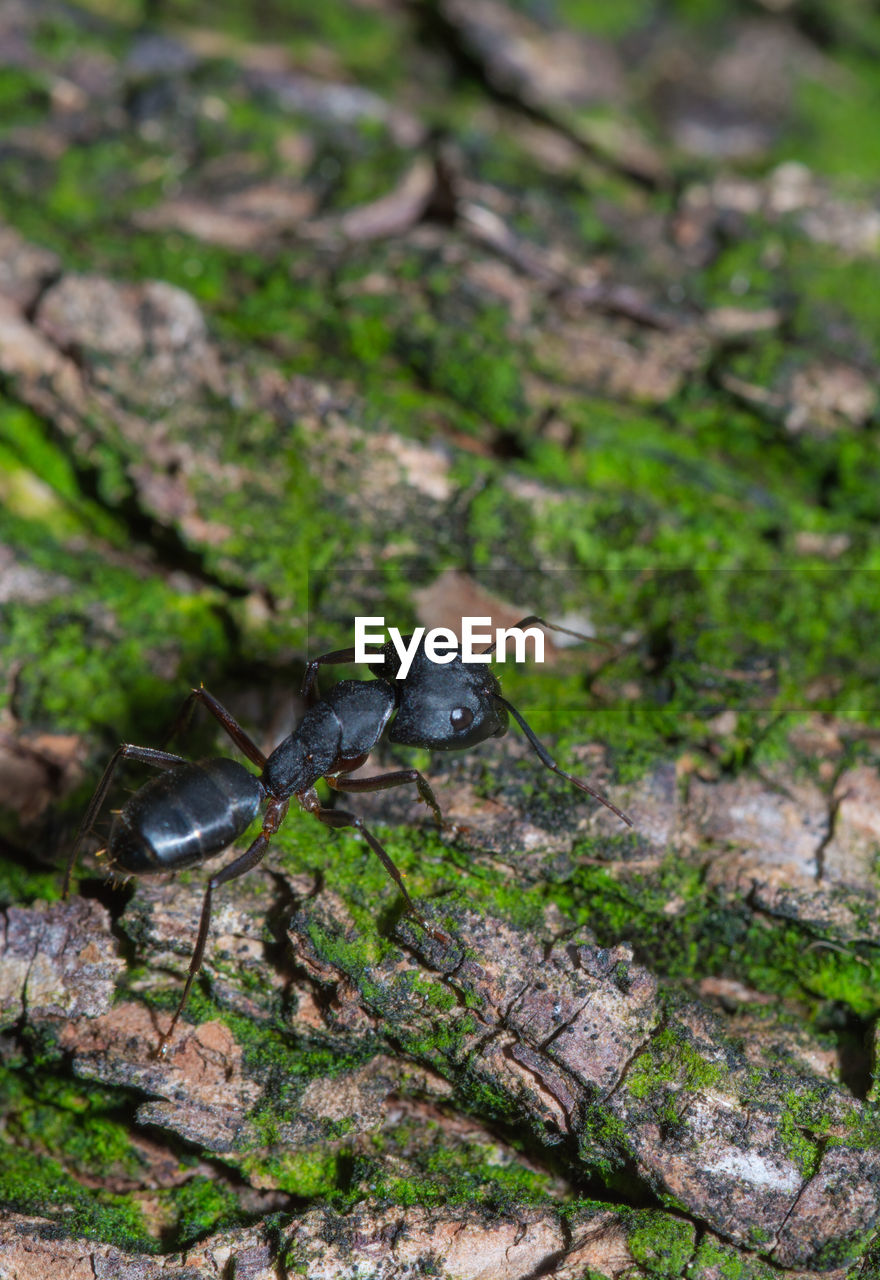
left=65, top=617, right=631, bottom=1053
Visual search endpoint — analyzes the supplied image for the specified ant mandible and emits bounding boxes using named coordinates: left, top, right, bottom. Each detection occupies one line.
left=64, top=617, right=632, bottom=1054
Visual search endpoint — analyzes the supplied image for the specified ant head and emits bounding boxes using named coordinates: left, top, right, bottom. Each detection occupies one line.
left=388, top=648, right=509, bottom=751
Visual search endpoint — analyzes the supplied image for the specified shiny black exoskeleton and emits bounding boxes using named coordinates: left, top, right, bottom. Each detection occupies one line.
left=65, top=617, right=631, bottom=1052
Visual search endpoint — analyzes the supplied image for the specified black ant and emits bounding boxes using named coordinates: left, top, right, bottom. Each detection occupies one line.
left=64, top=617, right=632, bottom=1053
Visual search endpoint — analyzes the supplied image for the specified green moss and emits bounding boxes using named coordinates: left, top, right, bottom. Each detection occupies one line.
left=0, top=400, right=126, bottom=544
left=577, top=1098, right=634, bottom=1181
left=241, top=1148, right=342, bottom=1198
left=834, top=1102, right=880, bottom=1152
left=153, top=0, right=411, bottom=89
left=626, top=1027, right=724, bottom=1100
left=0, top=858, right=62, bottom=909
left=405, top=972, right=460, bottom=1012
left=0, top=1069, right=147, bottom=1183
left=33, top=6, right=132, bottom=58
left=788, top=239, right=880, bottom=361
left=0, top=1065, right=156, bottom=1251
left=690, top=1234, right=776, bottom=1279
left=366, top=1124, right=558, bottom=1215
left=565, top=847, right=880, bottom=1023
left=700, top=232, right=783, bottom=313
left=310, top=127, right=413, bottom=215
left=398, top=1011, right=480, bottom=1070
left=265, top=738, right=880, bottom=1041
left=0, top=407, right=327, bottom=767
left=781, top=53, right=880, bottom=180
left=171, top=1175, right=248, bottom=1248
left=0, top=1142, right=153, bottom=1250
left=456, top=1075, right=524, bottom=1126
left=183, top=990, right=372, bottom=1088
left=850, top=1234, right=880, bottom=1280
left=624, top=1210, right=696, bottom=1277
left=139, top=987, right=375, bottom=1157
left=551, top=0, right=653, bottom=39
left=798, top=946, right=880, bottom=1018
left=812, top=1232, right=874, bottom=1271
left=0, top=547, right=231, bottom=736
left=45, top=139, right=168, bottom=229
left=0, top=67, right=51, bottom=127
left=396, top=300, right=527, bottom=435
left=304, top=914, right=390, bottom=977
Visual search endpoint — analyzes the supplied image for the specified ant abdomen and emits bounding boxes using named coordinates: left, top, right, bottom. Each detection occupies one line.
left=109, top=758, right=264, bottom=875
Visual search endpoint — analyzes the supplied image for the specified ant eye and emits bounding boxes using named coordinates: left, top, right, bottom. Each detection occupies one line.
left=450, top=707, right=474, bottom=731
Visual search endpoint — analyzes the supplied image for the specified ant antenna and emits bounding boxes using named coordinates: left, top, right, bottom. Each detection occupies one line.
left=493, top=694, right=633, bottom=827
left=478, top=615, right=611, bottom=659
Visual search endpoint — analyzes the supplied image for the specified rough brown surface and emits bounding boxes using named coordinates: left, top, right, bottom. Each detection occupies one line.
left=0, top=899, right=124, bottom=1023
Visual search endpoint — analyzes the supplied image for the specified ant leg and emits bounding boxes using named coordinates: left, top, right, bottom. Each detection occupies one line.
left=302, top=793, right=442, bottom=936
left=494, top=694, right=633, bottom=828
left=63, top=744, right=186, bottom=897
left=164, top=686, right=267, bottom=769
left=157, top=799, right=287, bottom=1056
left=300, top=646, right=358, bottom=706
left=327, top=770, right=444, bottom=827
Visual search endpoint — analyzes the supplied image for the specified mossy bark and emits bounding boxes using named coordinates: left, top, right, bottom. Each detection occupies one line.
left=1, top=0, right=880, bottom=1275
